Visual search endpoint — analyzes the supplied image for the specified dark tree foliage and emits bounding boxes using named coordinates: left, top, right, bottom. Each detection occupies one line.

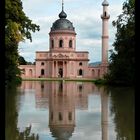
left=18, top=55, right=27, bottom=65
left=5, top=0, right=40, bottom=87
left=105, top=0, right=135, bottom=86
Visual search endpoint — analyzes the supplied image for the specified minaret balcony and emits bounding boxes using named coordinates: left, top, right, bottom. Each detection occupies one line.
left=101, top=14, right=110, bottom=19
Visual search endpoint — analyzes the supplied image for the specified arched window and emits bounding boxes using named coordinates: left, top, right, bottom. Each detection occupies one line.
left=78, top=84, right=83, bottom=92
left=59, top=39, right=63, bottom=48
left=92, top=69, right=95, bottom=77
left=98, top=69, right=100, bottom=77
left=105, top=12, right=106, bottom=17
left=41, top=62, right=44, bottom=65
left=69, top=40, right=72, bottom=48
left=59, top=112, right=63, bottom=121
left=29, top=69, right=32, bottom=76
left=79, top=62, right=82, bottom=66
left=51, top=39, right=54, bottom=48
left=51, top=112, right=53, bottom=121
left=79, top=69, right=83, bottom=76
left=41, top=69, right=44, bottom=75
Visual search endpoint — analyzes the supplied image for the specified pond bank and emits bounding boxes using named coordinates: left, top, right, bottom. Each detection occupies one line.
left=22, top=78, right=97, bottom=82
left=22, top=78, right=133, bottom=87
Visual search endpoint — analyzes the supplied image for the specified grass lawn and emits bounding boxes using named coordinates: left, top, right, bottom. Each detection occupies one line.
left=22, top=78, right=97, bottom=82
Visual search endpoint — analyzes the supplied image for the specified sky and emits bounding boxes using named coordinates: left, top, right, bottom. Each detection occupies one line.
left=19, top=0, right=125, bottom=63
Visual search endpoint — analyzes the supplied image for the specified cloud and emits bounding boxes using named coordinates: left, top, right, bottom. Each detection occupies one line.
left=20, top=0, right=124, bottom=63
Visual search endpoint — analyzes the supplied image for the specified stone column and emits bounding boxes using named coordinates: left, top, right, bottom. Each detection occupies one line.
left=52, top=61, right=54, bottom=77
left=65, top=61, right=66, bottom=78
left=56, top=61, right=58, bottom=77
left=63, top=61, right=65, bottom=78
left=66, top=61, right=68, bottom=77
left=49, top=61, right=51, bottom=77
left=54, top=61, right=56, bottom=77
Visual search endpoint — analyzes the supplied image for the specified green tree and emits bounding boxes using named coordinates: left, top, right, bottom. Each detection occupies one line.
left=18, top=55, right=27, bottom=65
left=105, top=0, right=135, bottom=85
left=5, top=0, right=40, bottom=87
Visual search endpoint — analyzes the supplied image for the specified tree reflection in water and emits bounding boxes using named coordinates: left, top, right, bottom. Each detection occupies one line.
left=109, top=87, right=135, bottom=140
left=5, top=86, right=39, bottom=140
left=6, top=81, right=135, bottom=140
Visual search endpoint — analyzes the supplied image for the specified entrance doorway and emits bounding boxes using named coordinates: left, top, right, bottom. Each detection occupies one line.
left=59, top=68, right=63, bottom=78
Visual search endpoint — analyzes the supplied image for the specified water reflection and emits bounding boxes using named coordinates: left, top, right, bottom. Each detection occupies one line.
left=100, top=87, right=109, bottom=140
left=16, top=81, right=134, bottom=140
left=19, top=81, right=110, bottom=140
left=5, top=87, right=39, bottom=140
left=49, top=81, right=75, bottom=140
left=109, top=87, right=135, bottom=140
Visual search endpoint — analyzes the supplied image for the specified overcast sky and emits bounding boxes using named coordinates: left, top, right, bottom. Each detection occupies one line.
left=19, top=0, right=124, bottom=63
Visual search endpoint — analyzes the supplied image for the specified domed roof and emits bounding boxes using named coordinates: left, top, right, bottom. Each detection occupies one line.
left=50, top=125, right=74, bottom=140
left=51, top=10, right=75, bottom=31
left=102, top=0, right=109, bottom=6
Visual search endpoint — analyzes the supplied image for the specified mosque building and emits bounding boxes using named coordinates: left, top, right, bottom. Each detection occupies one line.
left=19, top=0, right=110, bottom=79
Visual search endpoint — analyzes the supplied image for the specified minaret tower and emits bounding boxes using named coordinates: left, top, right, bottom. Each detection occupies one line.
left=100, top=0, right=110, bottom=76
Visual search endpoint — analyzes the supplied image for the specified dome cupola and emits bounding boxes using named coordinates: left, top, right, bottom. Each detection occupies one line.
left=49, top=0, right=76, bottom=53
left=50, top=0, right=75, bottom=31
left=59, top=10, right=67, bottom=19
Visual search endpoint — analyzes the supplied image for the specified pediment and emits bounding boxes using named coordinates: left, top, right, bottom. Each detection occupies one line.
left=52, top=53, right=69, bottom=59
left=58, top=54, right=64, bottom=58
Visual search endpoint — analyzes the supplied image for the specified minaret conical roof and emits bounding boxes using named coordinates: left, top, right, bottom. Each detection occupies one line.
left=102, top=0, right=109, bottom=6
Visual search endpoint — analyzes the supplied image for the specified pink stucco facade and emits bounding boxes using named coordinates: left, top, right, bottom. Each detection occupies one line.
left=19, top=1, right=109, bottom=79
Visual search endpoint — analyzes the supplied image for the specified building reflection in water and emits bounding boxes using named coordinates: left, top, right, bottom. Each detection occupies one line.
left=49, top=81, right=75, bottom=140
left=20, top=81, right=109, bottom=140
left=100, top=87, right=109, bottom=140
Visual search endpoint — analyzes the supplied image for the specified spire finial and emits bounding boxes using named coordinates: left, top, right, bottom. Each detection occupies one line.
left=59, top=0, right=67, bottom=18
left=62, top=0, right=64, bottom=11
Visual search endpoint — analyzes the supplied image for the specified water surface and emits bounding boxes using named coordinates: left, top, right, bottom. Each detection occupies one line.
left=6, top=81, right=134, bottom=140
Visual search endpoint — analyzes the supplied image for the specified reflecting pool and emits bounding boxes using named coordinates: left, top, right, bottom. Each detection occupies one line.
left=6, top=81, right=134, bottom=140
